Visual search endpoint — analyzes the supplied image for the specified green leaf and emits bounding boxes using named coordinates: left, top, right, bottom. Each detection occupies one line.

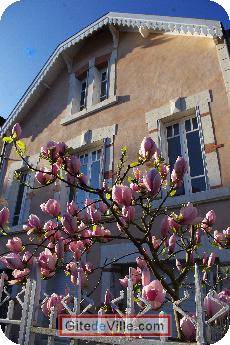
left=106, top=193, right=111, bottom=200
left=3, top=136, right=13, bottom=143
left=169, top=189, right=177, bottom=197
left=121, top=146, right=127, bottom=154
left=127, top=176, right=134, bottom=183
left=16, top=140, right=26, bottom=154
left=130, top=161, right=139, bottom=168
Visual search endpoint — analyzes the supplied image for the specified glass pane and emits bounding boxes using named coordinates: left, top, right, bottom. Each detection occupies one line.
left=77, top=165, right=87, bottom=209
left=191, top=176, right=206, bottom=193
left=90, top=160, right=100, bottom=200
left=192, top=117, right=198, bottom=130
left=84, top=154, right=88, bottom=164
left=173, top=123, right=179, bottom=136
left=92, top=151, right=96, bottom=162
left=185, top=119, right=191, bottom=132
left=167, top=136, right=181, bottom=172
left=100, top=80, right=107, bottom=100
left=13, top=174, right=27, bottom=225
left=167, top=136, right=184, bottom=196
left=166, top=126, right=172, bottom=138
left=91, top=161, right=100, bottom=189
left=186, top=131, right=204, bottom=177
left=97, top=149, right=101, bottom=159
left=101, top=71, right=107, bottom=81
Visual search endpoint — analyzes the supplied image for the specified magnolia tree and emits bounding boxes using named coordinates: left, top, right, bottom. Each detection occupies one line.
left=0, top=123, right=229, bottom=341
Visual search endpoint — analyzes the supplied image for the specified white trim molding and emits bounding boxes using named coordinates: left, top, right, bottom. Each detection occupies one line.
left=216, top=40, right=230, bottom=105
left=145, top=89, right=222, bottom=189
left=0, top=12, right=223, bottom=137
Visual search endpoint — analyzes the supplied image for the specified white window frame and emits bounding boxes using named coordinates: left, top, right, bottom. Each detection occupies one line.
left=68, top=146, right=103, bottom=205
left=164, top=114, right=208, bottom=195
left=99, top=66, right=108, bottom=102
left=79, top=76, right=88, bottom=111
left=12, top=171, right=30, bottom=226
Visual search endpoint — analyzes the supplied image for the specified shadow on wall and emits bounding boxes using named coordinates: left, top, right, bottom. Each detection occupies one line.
left=20, top=69, right=69, bottom=144
left=118, top=32, right=174, bottom=59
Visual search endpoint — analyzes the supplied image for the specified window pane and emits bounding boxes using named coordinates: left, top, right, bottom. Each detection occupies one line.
left=167, top=136, right=181, bottom=171
left=92, top=151, right=96, bottom=162
left=167, top=136, right=184, bottom=196
left=191, top=177, right=206, bottom=193
left=77, top=165, right=87, bottom=208
left=186, top=131, right=204, bottom=177
left=185, top=119, right=191, bottom=132
left=91, top=160, right=100, bottom=189
left=173, top=123, right=179, bottom=136
left=167, top=126, right=172, bottom=138
left=192, top=117, right=198, bottom=130
left=13, top=174, right=27, bottom=226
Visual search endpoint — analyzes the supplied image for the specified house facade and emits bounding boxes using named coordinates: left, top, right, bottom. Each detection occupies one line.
left=0, top=12, right=230, bottom=333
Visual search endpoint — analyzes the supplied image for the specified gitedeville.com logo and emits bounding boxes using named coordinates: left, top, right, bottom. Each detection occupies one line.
left=59, top=314, right=171, bottom=337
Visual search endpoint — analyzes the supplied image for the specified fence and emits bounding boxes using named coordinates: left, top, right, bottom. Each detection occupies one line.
left=0, top=263, right=229, bottom=345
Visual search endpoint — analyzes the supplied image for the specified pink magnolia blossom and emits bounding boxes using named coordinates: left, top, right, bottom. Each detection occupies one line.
left=179, top=203, right=201, bottom=225
left=176, top=259, right=183, bottom=272
left=142, top=280, right=166, bottom=309
left=0, top=207, right=9, bottom=227
left=6, top=237, right=23, bottom=253
left=180, top=314, right=196, bottom=341
left=99, top=201, right=108, bottom=214
left=61, top=213, right=78, bottom=234
left=214, top=230, right=225, bottom=245
left=0, top=253, right=24, bottom=270
left=171, top=157, right=187, bottom=183
left=22, top=251, right=34, bottom=265
left=66, top=155, right=80, bottom=175
left=133, top=168, right=141, bottom=181
left=12, top=123, right=22, bottom=140
left=219, top=289, right=230, bottom=306
left=41, top=141, right=66, bottom=160
left=143, top=168, right=161, bottom=197
left=207, top=252, right=216, bottom=268
left=204, top=292, right=223, bottom=317
left=112, top=185, right=133, bottom=206
left=168, top=234, right=176, bottom=254
left=40, top=199, right=61, bottom=217
left=223, top=227, right=230, bottom=237
left=38, top=249, right=57, bottom=272
left=55, top=239, right=64, bottom=259
left=89, top=209, right=102, bottom=223
left=119, top=276, right=129, bottom=288
left=136, top=257, right=147, bottom=269
left=8, top=268, right=30, bottom=284
left=104, top=289, right=112, bottom=305
left=142, top=267, right=151, bottom=286
left=82, top=262, right=95, bottom=273
left=160, top=216, right=170, bottom=237
left=205, top=210, right=216, bottom=227
left=41, top=293, right=67, bottom=317
left=202, top=252, right=208, bottom=266
left=139, top=137, right=157, bottom=160
left=122, top=206, right=135, bottom=222
left=152, top=236, right=161, bottom=250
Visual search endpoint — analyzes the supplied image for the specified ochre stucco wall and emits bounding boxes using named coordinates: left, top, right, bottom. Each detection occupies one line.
left=2, top=29, right=230, bottom=221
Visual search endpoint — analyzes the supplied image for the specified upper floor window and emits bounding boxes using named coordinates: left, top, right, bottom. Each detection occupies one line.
left=80, top=78, right=88, bottom=111
left=12, top=172, right=28, bottom=226
left=99, top=67, right=108, bottom=102
left=69, top=148, right=102, bottom=208
left=166, top=116, right=207, bottom=194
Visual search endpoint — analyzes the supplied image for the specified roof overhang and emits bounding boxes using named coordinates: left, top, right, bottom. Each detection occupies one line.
left=0, top=12, right=223, bottom=136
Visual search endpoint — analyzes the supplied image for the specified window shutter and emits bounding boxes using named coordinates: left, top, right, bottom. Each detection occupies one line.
left=5, top=164, right=21, bottom=225
left=20, top=172, right=35, bottom=225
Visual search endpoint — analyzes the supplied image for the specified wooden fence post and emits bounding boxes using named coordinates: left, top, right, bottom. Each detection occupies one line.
left=194, top=263, right=207, bottom=345
left=18, top=260, right=41, bottom=345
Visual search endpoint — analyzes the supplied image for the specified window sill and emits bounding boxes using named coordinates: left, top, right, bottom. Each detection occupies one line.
left=61, top=96, right=118, bottom=126
left=153, top=186, right=230, bottom=209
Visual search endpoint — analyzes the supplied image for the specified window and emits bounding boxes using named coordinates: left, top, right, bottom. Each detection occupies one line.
left=12, top=172, right=27, bottom=225
left=80, top=78, right=88, bottom=111
left=166, top=116, right=207, bottom=194
left=99, top=67, right=108, bottom=102
left=69, top=148, right=102, bottom=208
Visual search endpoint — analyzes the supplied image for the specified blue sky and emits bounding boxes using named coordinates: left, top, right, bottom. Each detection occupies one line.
left=0, top=0, right=229, bottom=119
